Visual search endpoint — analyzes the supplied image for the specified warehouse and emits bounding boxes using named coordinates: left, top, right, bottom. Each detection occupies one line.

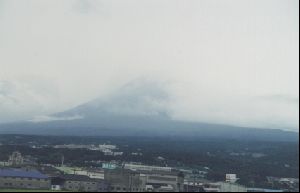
left=0, top=168, right=50, bottom=190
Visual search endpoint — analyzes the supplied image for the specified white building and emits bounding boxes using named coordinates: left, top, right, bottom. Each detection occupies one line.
left=103, top=149, right=113, bottom=156
left=204, top=182, right=247, bottom=192
left=99, top=144, right=117, bottom=150
left=124, top=164, right=172, bottom=172
left=74, top=170, right=105, bottom=179
left=113, top=152, right=123, bottom=156
left=226, top=174, right=239, bottom=183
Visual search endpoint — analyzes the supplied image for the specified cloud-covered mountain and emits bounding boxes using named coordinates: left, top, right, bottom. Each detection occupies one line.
left=1, top=0, right=298, bottom=131
left=54, top=79, right=171, bottom=119
left=0, top=80, right=298, bottom=142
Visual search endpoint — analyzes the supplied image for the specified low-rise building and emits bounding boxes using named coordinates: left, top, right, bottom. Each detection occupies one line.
left=113, top=152, right=124, bottom=156
left=142, top=170, right=184, bottom=192
left=8, top=152, right=24, bottom=166
left=99, top=144, right=117, bottom=151
left=58, top=174, right=109, bottom=192
left=74, top=169, right=104, bottom=179
left=105, top=169, right=146, bottom=192
left=103, top=149, right=114, bottom=156
left=122, top=164, right=184, bottom=192
left=124, top=163, right=173, bottom=173
left=226, top=174, right=239, bottom=183
left=203, top=182, right=247, bottom=192
left=102, top=163, right=118, bottom=170
left=0, top=168, right=50, bottom=190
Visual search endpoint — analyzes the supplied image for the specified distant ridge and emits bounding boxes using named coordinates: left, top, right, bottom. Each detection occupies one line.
left=0, top=80, right=298, bottom=142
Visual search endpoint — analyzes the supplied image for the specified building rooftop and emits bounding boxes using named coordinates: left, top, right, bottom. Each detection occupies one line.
left=60, top=174, right=103, bottom=182
left=136, top=169, right=183, bottom=176
left=36, top=166, right=63, bottom=177
left=0, top=168, right=48, bottom=179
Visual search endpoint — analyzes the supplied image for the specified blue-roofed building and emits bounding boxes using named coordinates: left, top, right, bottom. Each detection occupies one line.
left=0, top=168, right=50, bottom=190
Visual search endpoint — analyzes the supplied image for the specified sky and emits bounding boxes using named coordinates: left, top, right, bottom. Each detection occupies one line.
left=0, top=0, right=299, bottom=131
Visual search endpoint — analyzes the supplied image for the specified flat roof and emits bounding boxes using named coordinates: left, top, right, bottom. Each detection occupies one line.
left=60, top=174, right=103, bottom=182
left=0, top=168, right=48, bottom=179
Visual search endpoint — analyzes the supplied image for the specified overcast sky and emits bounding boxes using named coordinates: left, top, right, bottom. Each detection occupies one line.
left=0, top=0, right=299, bottom=131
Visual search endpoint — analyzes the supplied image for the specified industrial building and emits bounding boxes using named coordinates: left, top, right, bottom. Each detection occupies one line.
left=52, top=174, right=109, bottom=192
left=141, top=170, right=184, bottom=192
left=0, top=168, right=50, bottom=190
left=104, top=169, right=147, bottom=192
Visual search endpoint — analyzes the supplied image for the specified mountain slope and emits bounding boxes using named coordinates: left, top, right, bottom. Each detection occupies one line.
left=0, top=80, right=298, bottom=141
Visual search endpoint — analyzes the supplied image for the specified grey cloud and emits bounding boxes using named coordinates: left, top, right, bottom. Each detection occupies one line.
left=72, top=0, right=94, bottom=14
left=62, top=78, right=172, bottom=118
left=0, top=79, right=61, bottom=123
left=0, top=1, right=3, bottom=18
left=0, top=81, right=13, bottom=96
left=71, top=0, right=109, bottom=17
left=97, top=78, right=171, bottom=117
left=29, top=115, right=83, bottom=123
left=0, top=81, right=18, bottom=104
left=256, top=95, right=299, bottom=104
left=0, top=0, right=298, bottom=131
